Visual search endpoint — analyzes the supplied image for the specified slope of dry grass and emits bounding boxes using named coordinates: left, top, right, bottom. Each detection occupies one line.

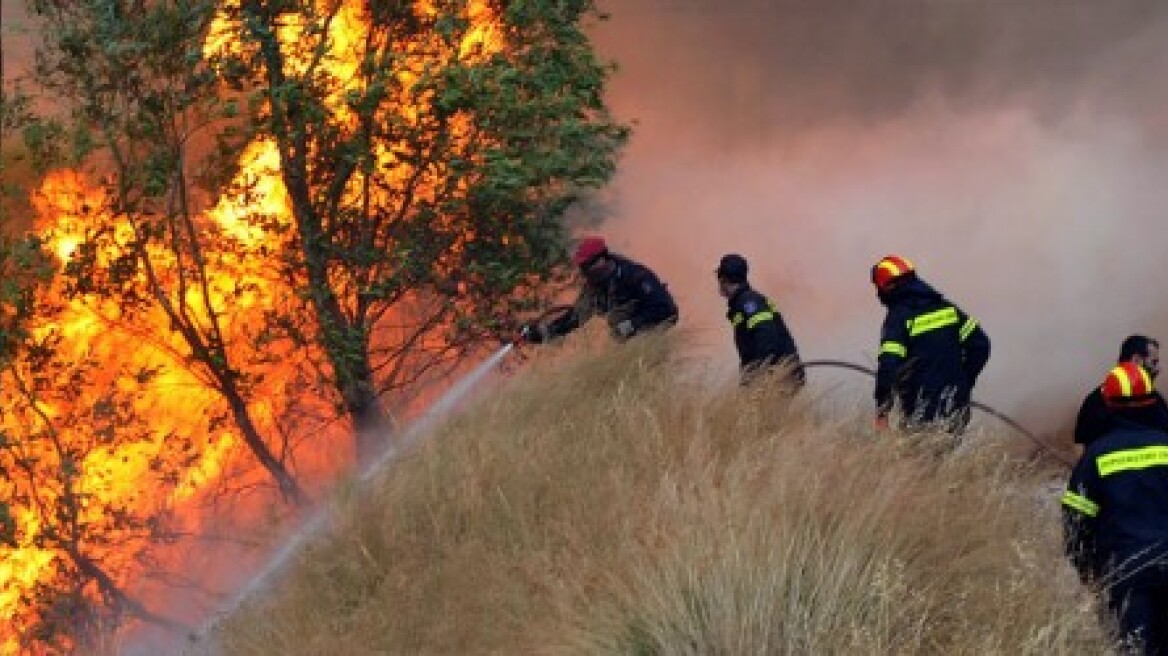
left=197, top=335, right=1113, bottom=655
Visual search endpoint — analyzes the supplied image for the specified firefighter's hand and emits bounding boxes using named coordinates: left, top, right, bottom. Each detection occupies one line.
left=874, top=415, right=890, bottom=431
left=518, top=322, right=543, bottom=344
left=615, top=319, right=636, bottom=339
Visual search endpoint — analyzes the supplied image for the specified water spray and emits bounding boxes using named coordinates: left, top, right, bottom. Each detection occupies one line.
left=188, top=343, right=516, bottom=647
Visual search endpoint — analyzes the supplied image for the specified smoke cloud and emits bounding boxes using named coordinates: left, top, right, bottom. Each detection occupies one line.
left=590, top=0, right=1168, bottom=432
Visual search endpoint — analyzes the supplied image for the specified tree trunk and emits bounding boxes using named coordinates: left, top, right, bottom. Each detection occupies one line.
left=242, top=0, right=389, bottom=465
left=347, top=373, right=388, bottom=465
left=219, top=375, right=306, bottom=505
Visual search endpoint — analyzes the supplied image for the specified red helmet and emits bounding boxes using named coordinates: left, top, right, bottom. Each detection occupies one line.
left=573, top=236, right=608, bottom=267
left=1101, top=362, right=1157, bottom=408
left=871, top=255, right=915, bottom=291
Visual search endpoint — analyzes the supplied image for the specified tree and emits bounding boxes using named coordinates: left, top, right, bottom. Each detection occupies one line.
left=211, top=0, right=628, bottom=461
left=0, top=230, right=195, bottom=651
left=28, top=0, right=306, bottom=502
left=0, top=0, right=627, bottom=645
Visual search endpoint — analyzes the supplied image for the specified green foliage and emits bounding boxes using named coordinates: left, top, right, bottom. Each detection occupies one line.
left=209, top=0, right=626, bottom=459
left=8, top=0, right=627, bottom=645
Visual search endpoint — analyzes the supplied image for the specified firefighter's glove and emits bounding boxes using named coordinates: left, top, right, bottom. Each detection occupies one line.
left=615, top=319, right=636, bottom=339
left=519, top=322, right=544, bottom=344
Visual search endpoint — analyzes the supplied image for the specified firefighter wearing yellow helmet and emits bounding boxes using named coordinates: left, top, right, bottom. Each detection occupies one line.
left=1063, top=362, right=1168, bottom=655
left=871, top=255, right=990, bottom=432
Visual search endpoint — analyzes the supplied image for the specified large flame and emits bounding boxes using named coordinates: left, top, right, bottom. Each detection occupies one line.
left=0, top=1, right=503, bottom=651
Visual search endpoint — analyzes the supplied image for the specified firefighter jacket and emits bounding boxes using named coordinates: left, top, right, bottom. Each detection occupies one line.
left=725, top=285, right=803, bottom=381
left=1075, top=386, right=1168, bottom=446
left=1063, top=417, right=1168, bottom=583
left=874, top=278, right=990, bottom=420
left=545, top=254, right=678, bottom=340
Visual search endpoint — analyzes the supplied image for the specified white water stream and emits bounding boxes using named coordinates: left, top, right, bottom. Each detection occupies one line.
left=186, top=343, right=516, bottom=650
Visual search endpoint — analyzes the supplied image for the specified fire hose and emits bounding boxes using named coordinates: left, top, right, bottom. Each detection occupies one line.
left=503, top=313, right=1073, bottom=468
left=802, top=359, right=1073, bottom=467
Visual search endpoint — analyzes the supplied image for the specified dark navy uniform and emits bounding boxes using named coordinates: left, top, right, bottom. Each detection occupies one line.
left=875, top=278, right=990, bottom=426
left=1064, top=415, right=1168, bottom=655
left=726, top=286, right=803, bottom=384
left=544, top=254, right=678, bottom=340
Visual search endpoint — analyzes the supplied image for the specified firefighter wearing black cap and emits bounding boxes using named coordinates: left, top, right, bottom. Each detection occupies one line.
left=716, top=254, right=803, bottom=387
left=521, top=236, right=678, bottom=343
left=871, top=255, right=990, bottom=431
left=1063, top=362, right=1168, bottom=655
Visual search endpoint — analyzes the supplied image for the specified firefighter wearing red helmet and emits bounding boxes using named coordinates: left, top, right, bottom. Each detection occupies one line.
left=520, top=236, right=678, bottom=343
left=870, top=255, right=990, bottom=431
left=715, top=253, right=803, bottom=387
left=1063, top=362, right=1168, bottom=655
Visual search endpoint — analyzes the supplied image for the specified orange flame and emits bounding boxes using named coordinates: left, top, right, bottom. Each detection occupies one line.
left=0, top=1, right=505, bottom=651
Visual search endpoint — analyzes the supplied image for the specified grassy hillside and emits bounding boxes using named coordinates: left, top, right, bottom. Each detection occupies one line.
left=198, top=335, right=1113, bottom=655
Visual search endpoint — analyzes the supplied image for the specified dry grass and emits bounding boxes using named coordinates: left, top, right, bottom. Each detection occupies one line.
left=197, top=335, right=1114, bottom=655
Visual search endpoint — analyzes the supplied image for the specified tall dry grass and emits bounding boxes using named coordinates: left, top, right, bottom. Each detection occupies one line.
left=197, top=335, right=1113, bottom=655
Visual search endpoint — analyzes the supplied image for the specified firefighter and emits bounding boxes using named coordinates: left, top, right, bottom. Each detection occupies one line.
left=520, top=236, right=678, bottom=343
left=871, top=255, right=990, bottom=431
left=1075, top=335, right=1168, bottom=450
left=1063, top=362, right=1168, bottom=655
left=715, top=253, right=804, bottom=387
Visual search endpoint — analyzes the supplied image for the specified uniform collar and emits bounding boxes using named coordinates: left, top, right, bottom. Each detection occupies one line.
left=727, top=284, right=752, bottom=308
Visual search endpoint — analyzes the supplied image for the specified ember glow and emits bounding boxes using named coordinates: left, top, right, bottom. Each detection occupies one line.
left=0, top=1, right=503, bottom=651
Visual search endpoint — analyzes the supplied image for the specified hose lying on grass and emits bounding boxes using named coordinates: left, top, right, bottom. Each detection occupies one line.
left=804, top=359, right=1073, bottom=467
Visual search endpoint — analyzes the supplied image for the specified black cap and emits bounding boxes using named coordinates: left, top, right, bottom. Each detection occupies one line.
left=716, top=254, right=749, bottom=283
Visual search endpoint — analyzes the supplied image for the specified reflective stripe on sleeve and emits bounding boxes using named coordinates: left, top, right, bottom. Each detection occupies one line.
left=880, top=341, right=907, bottom=358
left=959, top=317, right=978, bottom=341
left=1061, top=490, right=1100, bottom=517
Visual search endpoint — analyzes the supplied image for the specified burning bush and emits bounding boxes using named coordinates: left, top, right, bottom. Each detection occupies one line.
left=2, top=0, right=625, bottom=651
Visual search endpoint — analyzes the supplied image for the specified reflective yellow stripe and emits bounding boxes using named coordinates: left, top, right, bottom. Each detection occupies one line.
left=907, top=307, right=959, bottom=337
left=1061, top=490, right=1100, bottom=517
left=880, top=341, right=907, bottom=357
left=959, top=317, right=978, bottom=341
left=746, top=311, right=775, bottom=330
left=1097, top=445, right=1168, bottom=477
left=1116, top=368, right=1134, bottom=398
left=877, top=260, right=906, bottom=279
left=1140, top=367, right=1154, bottom=395
left=731, top=312, right=744, bottom=327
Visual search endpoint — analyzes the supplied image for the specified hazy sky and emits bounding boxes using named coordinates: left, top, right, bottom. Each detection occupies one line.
left=590, top=0, right=1168, bottom=431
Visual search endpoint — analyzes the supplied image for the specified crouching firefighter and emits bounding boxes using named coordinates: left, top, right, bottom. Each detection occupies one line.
left=715, top=254, right=804, bottom=388
left=871, top=255, right=990, bottom=432
left=1063, top=362, right=1168, bottom=656
left=520, top=236, right=678, bottom=344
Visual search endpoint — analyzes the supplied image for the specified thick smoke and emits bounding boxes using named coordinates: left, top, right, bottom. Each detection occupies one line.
left=590, top=0, right=1168, bottom=433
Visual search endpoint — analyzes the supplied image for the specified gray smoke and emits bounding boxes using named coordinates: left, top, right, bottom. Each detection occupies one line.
left=591, top=0, right=1168, bottom=433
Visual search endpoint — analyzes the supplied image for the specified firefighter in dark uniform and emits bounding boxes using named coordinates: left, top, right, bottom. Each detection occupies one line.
left=521, top=236, right=678, bottom=343
left=1074, top=335, right=1168, bottom=450
left=871, top=255, right=990, bottom=431
left=1063, top=362, right=1168, bottom=656
left=715, top=254, right=803, bottom=387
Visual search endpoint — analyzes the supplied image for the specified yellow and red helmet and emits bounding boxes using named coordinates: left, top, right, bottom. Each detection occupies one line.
left=871, top=255, right=915, bottom=292
left=1101, top=362, right=1157, bottom=408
